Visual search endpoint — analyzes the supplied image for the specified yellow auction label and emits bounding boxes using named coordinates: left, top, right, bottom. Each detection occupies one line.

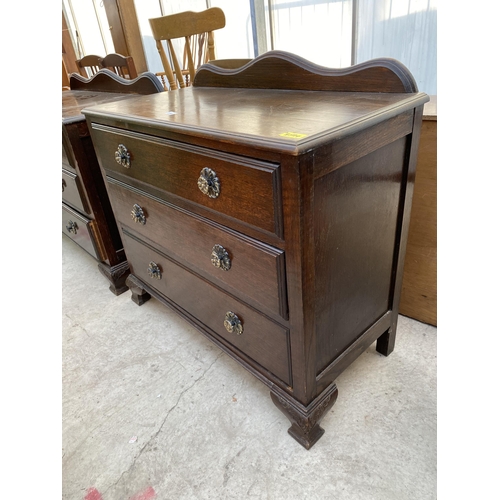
left=279, top=132, right=308, bottom=139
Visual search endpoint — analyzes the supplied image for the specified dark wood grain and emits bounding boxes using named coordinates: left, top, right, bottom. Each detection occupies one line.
left=83, top=87, right=427, bottom=156
left=271, top=383, right=338, bottom=450
left=70, top=68, right=164, bottom=94
left=314, top=137, right=407, bottom=373
left=84, top=53, right=429, bottom=448
left=376, top=105, right=425, bottom=357
left=194, top=50, right=418, bottom=92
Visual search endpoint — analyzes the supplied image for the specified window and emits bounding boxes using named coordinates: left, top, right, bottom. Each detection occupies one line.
left=63, top=0, right=436, bottom=94
left=62, top=0, right=114, bottom=58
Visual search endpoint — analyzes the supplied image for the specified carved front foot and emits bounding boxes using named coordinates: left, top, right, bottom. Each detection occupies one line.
left=126, top=274, right=151, bottom=306
left=98, top=261, right=130, bottom=296
left=271, top=385, right=338, bottom=450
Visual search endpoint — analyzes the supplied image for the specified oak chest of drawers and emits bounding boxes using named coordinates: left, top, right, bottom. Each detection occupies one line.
left=84, top=52, right=428, bottom=449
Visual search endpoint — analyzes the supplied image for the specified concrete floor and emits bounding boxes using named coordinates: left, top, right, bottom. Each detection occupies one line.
left=62, top=234, right=437, bottom=500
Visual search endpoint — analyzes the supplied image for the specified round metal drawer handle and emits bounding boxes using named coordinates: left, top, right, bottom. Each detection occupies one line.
left=66, top=220, right=78, bottom=235
left=211, top=244, right=231, bottom=271
left=62, top=179, right=66, bottom=192
left=131, top=204, right=146, bottom=225
left=147, top=261, right=162, bottom=280
left=115, top=144, right=131, bottom=168
left=224, top=311, right=243, bottom=335
left=197, top=167, right=220, bottom=199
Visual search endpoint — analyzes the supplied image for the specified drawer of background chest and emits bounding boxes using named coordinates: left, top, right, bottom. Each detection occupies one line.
left=123, top=231, right=291, bottom=386
left=108, top=179, right=287, bottom=320
left=90, top=124, right=282, bottom=237
left=62, top=143, right=76, bottom=174
left=62, top=204, right=102, bottom=261
left=62, top=168, right=91, bottom=216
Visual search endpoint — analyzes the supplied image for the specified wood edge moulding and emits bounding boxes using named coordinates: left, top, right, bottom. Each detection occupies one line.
left=84, top=92, right=428, bottom=157
left=69, top=69, right=164, bottom=94
left=194, top=50, right=419, bottom=93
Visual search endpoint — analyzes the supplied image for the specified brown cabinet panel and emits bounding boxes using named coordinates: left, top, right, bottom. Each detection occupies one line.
left=313, top=137, right=408, bottom=374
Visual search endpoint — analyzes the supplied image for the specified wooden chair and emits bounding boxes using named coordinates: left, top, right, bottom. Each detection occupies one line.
left=100, top=53, right=138, bottom=79
left=149, top=7, right=226, bottom=90
left=76, top=54, right=102, bottom=78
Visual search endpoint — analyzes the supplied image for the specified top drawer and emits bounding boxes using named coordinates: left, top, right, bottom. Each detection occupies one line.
left=89, top=124, right=282, bottom=236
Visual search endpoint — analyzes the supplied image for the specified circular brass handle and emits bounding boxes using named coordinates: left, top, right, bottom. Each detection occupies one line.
left=197, top=167, right=220, bottom=198
left=131, top=204, right=146, bottom=225
left=224, top=312, right=243, bottom=335
left=115, top=144, right=131, bottom=168
left=62, top=179, right=66, bottom=192
left=66, top=220, right=78, bottom=235
left=211, top=244, right=231, bottom=271
left=147, top=261, right=161, bottom=280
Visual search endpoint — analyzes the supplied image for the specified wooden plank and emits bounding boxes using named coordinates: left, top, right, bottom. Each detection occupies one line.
left=399, top=96, right=437, bottom=326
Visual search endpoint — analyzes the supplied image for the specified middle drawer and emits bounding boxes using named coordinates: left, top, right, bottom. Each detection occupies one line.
left=108, top=179, right=288, bottom=320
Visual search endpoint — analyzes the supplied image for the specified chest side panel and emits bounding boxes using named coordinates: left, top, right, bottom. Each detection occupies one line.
left=314, top=136, right=408, bottom=374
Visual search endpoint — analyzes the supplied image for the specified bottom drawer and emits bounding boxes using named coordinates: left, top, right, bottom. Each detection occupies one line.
left=123, top=231, right=291, bottom=386
left=62, top=204, right=101, bottom=260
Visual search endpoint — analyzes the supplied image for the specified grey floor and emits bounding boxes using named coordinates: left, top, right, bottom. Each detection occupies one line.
left=62, top=234, right=437, bottom=500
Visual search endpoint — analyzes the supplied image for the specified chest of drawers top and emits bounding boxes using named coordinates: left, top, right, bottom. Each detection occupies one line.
left=82, top=52, right=426, bottom=156
left=63, top=90, right=142, bottom=125
left=83, top=86, right=426, bottom=156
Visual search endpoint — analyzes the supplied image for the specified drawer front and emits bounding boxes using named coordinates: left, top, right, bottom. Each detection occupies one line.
left=62, top=142, right=74, bottom=172
left=62, top=168, right=91, bottom=216
left=123, top=231, right=291, bottom=385
left=62, top=204, right=101, bottom=260
left=108, top=179, right=287, bottom=319
left=90, top=124, right=282, bottom=236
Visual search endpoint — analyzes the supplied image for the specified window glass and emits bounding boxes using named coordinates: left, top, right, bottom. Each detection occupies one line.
left=268, top=0, right=353, bottom=68
left=63, top=0, right=113, bottom=58
left=357, top=0, right=437, bottom=94
left=209, top=0, right=254, bottom=59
